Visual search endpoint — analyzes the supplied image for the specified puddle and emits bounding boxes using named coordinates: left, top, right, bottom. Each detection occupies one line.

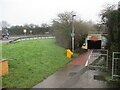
left=69, top=72, right=77, bottom=77
left=94, top=75, right=106, bottom=81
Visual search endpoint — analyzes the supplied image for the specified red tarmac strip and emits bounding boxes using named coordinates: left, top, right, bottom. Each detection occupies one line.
left=69, top=50, right=92, bottom=65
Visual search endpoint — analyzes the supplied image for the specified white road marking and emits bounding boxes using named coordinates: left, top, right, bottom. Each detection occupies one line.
left=85, top=50, right=93, bottom=66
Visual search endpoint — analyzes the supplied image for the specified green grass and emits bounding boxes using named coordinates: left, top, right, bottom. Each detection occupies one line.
left=2, top=39, right=71, bottom=88
left=72, top=53, right=79, bottom=58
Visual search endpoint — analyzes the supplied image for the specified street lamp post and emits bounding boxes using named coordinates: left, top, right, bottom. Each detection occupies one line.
left=71, top=15, right=76, bottom=52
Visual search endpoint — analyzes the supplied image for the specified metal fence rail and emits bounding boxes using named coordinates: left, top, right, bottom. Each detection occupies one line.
left=88, top=49, right=108, bottom=69
left=112, top=52, right=120, bottom=79
left=10, top=35, right=55, bottom=42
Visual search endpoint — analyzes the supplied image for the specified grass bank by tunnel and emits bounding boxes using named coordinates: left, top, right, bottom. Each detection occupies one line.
left=2, top=39, right=71, bottom=88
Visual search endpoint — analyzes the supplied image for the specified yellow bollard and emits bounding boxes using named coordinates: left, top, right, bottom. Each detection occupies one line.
left=0, top=59, right=9, bottom=77
left=66, top=49, right=73, bottom=58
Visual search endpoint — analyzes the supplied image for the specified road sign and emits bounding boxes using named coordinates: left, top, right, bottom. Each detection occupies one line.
left=71, top=33, right=75, bottom=37
left=23, top=29, right=27, bottom=33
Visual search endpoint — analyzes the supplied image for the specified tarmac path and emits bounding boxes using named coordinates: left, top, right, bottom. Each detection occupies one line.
left=33, top=50, right=107, bottom=88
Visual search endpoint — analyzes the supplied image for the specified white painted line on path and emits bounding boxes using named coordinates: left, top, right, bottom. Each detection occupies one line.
left=85, top=50, right=93, bottom=66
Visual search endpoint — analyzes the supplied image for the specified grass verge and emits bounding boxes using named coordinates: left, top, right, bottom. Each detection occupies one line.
left=2, top=39, right=71, bottom=88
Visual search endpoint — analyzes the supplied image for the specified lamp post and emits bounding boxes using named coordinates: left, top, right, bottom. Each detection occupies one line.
left=71, top=15, right=76, bottom=52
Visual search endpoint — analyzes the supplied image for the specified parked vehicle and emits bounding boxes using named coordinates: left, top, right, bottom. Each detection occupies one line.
left=0, top=30, right=9, bottom=40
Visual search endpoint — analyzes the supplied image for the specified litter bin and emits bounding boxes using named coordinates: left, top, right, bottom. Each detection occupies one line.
left=66, top=49, right=73, bottom=58
left=0, top=59, right=8, bottom=77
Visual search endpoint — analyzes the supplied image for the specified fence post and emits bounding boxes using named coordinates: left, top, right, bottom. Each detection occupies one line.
left=106, top=50, right=108, bottom=69
left=112, top=52, right=114, bottom=79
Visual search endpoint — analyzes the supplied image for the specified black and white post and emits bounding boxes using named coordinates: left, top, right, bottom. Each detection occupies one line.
left=71, top=15, right=76, bottom=52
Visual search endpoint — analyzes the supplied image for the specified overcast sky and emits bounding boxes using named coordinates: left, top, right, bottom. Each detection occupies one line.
left=0, top=0, right=119, bottom=26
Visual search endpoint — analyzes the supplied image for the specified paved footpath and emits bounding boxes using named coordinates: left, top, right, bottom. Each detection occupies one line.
left=69, top=50, right=92, bottom=65
left=33, top=50, right=109, bottom=88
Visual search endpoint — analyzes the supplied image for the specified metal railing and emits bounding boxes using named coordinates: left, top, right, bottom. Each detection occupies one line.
left=88, top=49, right=108, bottom=69
left=112, top=52, right=120, bottom=79
left=10, top=35, right=55, bottom=42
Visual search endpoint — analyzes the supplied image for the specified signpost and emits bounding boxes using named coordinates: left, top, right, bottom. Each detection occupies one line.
left=30, top=30, right=32, bottom=35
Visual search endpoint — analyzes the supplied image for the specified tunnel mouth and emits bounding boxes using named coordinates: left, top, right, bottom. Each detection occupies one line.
left=87, top=40, right=101, bottom=49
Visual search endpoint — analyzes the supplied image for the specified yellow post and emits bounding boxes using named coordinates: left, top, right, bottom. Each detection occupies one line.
left=0, top=59, right=9, bottom=77
left=66, top=49, right=73, bottom=58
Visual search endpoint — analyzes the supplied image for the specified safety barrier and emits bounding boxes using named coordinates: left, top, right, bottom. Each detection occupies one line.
left=9, top=35, right=55, bottom=43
